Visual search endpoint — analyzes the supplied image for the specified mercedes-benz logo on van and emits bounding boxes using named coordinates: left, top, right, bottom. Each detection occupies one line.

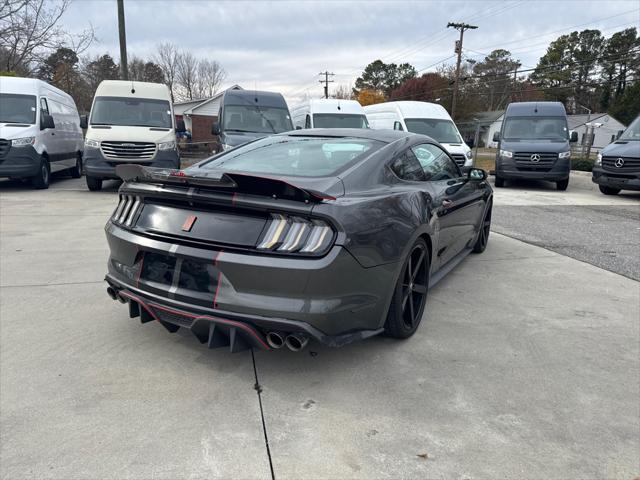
left=614, top=157, right=625, bottom=168
left=530, top=154, right=541, bottom=163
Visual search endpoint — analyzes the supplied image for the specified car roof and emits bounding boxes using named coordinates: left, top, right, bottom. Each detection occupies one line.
left=505, top=101, right=566, bottom=116
left=364, top=101, right=452, bottom=120
left=284, top=128, right=422, bottom=143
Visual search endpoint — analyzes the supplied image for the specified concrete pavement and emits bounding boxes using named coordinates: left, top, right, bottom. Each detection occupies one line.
left=1, top=174, right=639, bottom=479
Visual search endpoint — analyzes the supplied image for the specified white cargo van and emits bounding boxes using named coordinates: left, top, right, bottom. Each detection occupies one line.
left=0, top=76, right=83, bottom=189
left=290, top=99, right=369, bottom=129
left=364, top=101, right=473, bottom=167
left=82, top=80, right=183, bottom=191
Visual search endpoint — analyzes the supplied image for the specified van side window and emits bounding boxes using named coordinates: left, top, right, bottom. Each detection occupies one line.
left=305, top=115, right=311, bottom=129
left=393, top=121, right=404, bottom=131
left=412, top=144, right=460, bottom=181
left=390, top=150, right=426, bottom=181
left=40, top=98, right=49, bottom=115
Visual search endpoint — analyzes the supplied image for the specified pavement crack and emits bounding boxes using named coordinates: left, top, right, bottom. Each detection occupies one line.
left=250, top=348, right=275, bottom=480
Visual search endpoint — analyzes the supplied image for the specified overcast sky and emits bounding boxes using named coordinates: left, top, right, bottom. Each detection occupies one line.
left=62, top=0, right=639, bottom=103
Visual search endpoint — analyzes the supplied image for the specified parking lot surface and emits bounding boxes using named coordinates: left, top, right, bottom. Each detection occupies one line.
left=1, top=173, right=639, bottom=479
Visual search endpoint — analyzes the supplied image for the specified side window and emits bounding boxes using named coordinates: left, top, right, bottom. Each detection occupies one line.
left=305, top=114, right=312, bottom=129
left=412, top=143, right=460, bottom=181
left=390, top=150, right=426, bottom=181
left=393, top=121, right=404, bottom=131
left=40, top=98, right=49, bottom=115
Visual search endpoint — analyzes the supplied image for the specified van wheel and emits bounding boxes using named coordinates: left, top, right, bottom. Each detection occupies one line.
left=556, top=178, right=569, bottom=191
left=494, top=176, right=505, bottom=188
left=70, top=153, right=82, bottom=178
left=31, top=157, right=50, bottom=189
left=86, top=176, right=103, bottom=191
left=599, top=185, right=620, bottom=195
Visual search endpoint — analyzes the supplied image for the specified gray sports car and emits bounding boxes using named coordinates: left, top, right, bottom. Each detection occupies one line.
left=105, top=129, right=493, bottom=352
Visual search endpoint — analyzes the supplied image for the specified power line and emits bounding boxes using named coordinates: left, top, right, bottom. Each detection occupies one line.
left=318, top=71, right=335, bottom=99
left=447, top=22, right=478, bottom=117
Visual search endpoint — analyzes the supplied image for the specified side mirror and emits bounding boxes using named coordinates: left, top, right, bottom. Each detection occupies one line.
left=41, top=113, right=55, bottom=130
left=492, top=131, right=500, bottom=142
left=569, top=130, right=578, bottom=143
left=176, top=119, right=186, bottom=133
left=616, top=130, right=623, bottom=140
left=79, top=115, right=88, bottom=129
left=211, top=122, right=220, bottom=135
left=468, top=168, right=487, bottom=181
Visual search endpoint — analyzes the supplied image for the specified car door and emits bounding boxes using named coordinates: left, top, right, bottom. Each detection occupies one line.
left=411, top=143, right=485, bottom=267
left=39, top=97, right=62, bottom=168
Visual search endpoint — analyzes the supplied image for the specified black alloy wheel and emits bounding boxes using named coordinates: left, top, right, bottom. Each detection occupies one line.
left=473, top=202, right=492, bottom=253
left=31, top=157, right=50, bottom=189
left=385, top=238, right=430, bottom=339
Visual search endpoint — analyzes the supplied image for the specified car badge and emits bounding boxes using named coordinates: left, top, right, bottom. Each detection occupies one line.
left=614, top=158, right=625, bottom=168
left=530, top=154, right=541, bottom=163
left=182, top=215, right=197, bottom=232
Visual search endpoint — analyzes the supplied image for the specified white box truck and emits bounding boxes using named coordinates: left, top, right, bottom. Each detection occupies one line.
left=0, top=76, right=84, bottom=189
left=82, top=80, right=183, bottom=191
left=364, top=101, right=473, bottom=167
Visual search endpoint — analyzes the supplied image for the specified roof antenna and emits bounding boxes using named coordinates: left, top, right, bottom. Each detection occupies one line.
left=131, top=80, right=135, bottom=94
left=534, top=102, right=538, bottom=114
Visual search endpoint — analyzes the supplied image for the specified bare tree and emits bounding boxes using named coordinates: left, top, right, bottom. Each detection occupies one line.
left=0, top=0, right=94, bottom=74
left=155, top=42, right=178, bottom=101
left=176, top=51, right=199, bottom=100
left=194, top=58, right=226, bottom=98
left=331, top=84, right=354, bottom=100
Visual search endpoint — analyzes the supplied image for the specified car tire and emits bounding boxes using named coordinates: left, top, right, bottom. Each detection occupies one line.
left=556, top=178, right=569, bottom=191
left=599, top=185, right=620, bottom=195
left=494, top=176, right=505, bottom=188
left=384, top=238, right=430, bottom=339
left=86, top=175, right=102, bottom=191
left=472, top=201, right=492, bottom=254
left=70, top=153, right=82, bottom=178
left=31, top=156, right=50, bottom=189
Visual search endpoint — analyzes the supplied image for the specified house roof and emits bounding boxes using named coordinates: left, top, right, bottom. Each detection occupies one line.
left=567, top=113, right=614, bottom=129
left=181, top=84, right=243, bottom=115
left=173, top=98, right=207, bottom=115
left=457, top=110, right=505, bottom=126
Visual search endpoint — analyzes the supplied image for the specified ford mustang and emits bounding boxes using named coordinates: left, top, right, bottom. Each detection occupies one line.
left=104, top=129, right=492, bottom=352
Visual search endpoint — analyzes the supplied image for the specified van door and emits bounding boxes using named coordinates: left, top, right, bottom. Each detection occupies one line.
left=39, top=97, right=62, bottom=168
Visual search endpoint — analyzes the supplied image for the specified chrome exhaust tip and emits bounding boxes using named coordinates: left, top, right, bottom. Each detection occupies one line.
left=107, top=286, right=117, bottom=300
left=285, top=333, right=308, bottom=352
left=266, top=331, right=285, bottom=349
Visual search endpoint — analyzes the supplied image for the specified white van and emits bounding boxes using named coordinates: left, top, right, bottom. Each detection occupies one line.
left=364, top=101, right=473, bottom=167
left=0, top=76, right=83, bottom=189
left=82, top=80, right=182, bottom=191
left=290, top=99, right=369, bottom=129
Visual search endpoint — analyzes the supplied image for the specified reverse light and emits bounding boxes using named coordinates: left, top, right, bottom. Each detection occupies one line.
left=257, top=214, right=334, bottom=255
left=499, top=149, right=513, bottom=158
left=158, top=140, right=176, bottom=151
left=11, top=137, right=35, bottom=146
left=558, top=151, right=571, bottom=159
left=595, top=153, right=602, bottom=166
left=112, top=194, right=142, bottom=227
left=85, top=138, right=100, bottom=148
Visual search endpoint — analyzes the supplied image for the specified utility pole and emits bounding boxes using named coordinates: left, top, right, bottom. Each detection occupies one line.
left=447, top=22, right=477, bottom=118
left=117, top=0, right=128, bottom=80
left=318, top=71, right=335, bottom=99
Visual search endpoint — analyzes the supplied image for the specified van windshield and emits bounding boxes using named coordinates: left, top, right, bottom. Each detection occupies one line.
left=313, top=114, right=369, bottom=129
left=404, top=118, right=462, bottom=143
left=0, top=93, right=36, bottom=124
left=618, top=116, right=640, bottom=141
left=503, top=116, right=568, bottom=141
left=223, top=106, right=292, bottom=134
left=90, top=96, right=172, bottom=128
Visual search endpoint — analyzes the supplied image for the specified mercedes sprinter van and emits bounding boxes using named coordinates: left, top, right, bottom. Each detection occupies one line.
left=0, top=76, right=83, bottom=189
left=290, top=99, right=369, bottom=129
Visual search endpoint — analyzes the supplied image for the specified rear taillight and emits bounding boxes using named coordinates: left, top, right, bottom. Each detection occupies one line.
left=257, top=214, right=334, bottom=255
left=112, top=194, right=143, bottom=227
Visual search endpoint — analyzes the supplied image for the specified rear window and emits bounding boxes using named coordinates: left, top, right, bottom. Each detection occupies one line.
left=195, top=136, right=383, bottom=177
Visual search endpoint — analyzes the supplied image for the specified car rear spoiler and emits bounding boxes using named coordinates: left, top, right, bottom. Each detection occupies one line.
left=115, top=164, right=336, bottom=203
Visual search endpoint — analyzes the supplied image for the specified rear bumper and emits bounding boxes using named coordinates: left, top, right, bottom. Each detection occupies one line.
left=84, top=146, right=180, bottom=179
left=0, top=145, right=40, bottom=178
left=105, top=222, right=397, bottom=347
left=592, top=167, right=640, bottom=191
left=496, top=157, right=570, bottom=181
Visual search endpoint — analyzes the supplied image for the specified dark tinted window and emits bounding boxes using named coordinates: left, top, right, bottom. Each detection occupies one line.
left=313, top=114, right=369, bottom=129
left=0, top=94, right=36, bottom=124
left=390, top=151, right=426, bottom=181
left=196, top=136, right=382, bottom=177
left=503, top=116, right=568, bottom=140
left=223, top=105, right=292, bottom=133
left=412, top=144, right=460, bottom=181
left=405, top=118, right=461, bottom=143
left=90, top=96, right=172, bottom=127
